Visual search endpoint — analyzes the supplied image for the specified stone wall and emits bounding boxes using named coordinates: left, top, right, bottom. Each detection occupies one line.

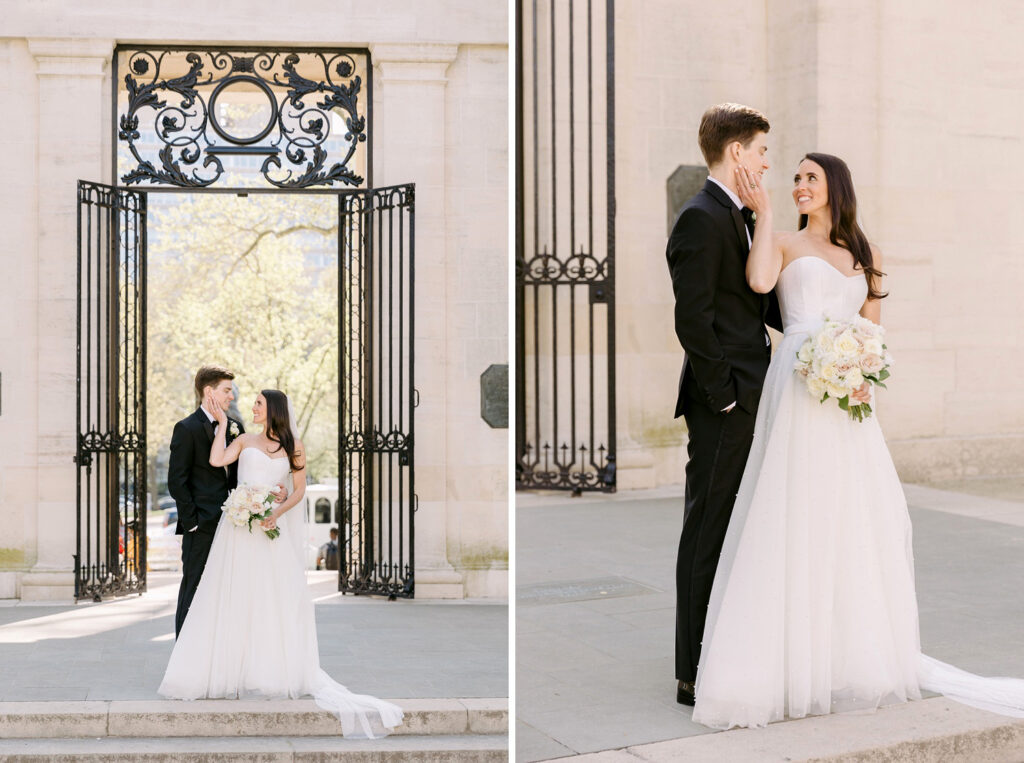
left=609, top=0, right=1024, bottom=488
left=0, top=1, right=508, bottom=600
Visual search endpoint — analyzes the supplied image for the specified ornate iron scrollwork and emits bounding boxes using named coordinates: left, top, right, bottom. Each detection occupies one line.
left=116, top=48, right=368, bottom=189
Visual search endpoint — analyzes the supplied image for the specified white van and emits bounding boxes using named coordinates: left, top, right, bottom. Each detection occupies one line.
left=300, top=481, right=346, bottom=570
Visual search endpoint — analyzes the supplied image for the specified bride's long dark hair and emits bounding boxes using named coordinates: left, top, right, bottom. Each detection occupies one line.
left=261, top=389, right=303, bottom=471
left=798, top=152, right=887, bottom=300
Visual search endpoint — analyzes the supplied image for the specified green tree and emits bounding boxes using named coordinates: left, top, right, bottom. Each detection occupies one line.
left=146, top=193, right=339, bottom=502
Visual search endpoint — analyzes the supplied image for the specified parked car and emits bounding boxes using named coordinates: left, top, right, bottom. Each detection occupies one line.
left=158, top=495, right=177, bottom=528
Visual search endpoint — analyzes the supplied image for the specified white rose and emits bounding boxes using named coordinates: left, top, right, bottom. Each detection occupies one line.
left=845, top=367, right=864, bottom=389
left=815, top=332, right=835, bottom=353
left=797, top=341, right=813, bottom=364
left=864, top=338, right=883, bottom=356
left=820, top=361, right=840, bottom=381
left=835, top=330, right=859, bottom=355
left=807, top=376, right=827, bottom=398
left=826, top=381, right=849, bottom=400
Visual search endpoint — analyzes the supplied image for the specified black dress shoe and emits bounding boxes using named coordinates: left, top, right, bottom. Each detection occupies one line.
left=677, top=681, right=695, bottom=706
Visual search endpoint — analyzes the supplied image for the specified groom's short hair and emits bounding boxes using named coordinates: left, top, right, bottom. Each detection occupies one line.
left=194, top=365, right=234, bottom=405
left=698, top=103, right=770, bottom=167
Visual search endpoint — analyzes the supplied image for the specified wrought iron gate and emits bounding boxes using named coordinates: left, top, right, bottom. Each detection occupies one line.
left=516, top=0, right=617, bottom=492
left=75, top=181, right=147, bottom=601
left=338, top=185, right=416, bottom=598
left=73, top=45, right=415, bottom=601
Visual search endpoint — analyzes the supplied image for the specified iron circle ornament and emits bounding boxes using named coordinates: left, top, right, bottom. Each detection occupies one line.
left=115, top=47, right=369, bottom=189
left=206, top=75, right=280, bottom=145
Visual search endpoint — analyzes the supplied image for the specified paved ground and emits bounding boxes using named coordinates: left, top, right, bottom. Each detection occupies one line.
left=0, top=571, right=508, bottom=703
left=515, top=480, right=1024, bottom=762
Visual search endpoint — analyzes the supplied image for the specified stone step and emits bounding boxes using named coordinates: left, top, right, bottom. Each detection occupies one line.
left=0, top=734, right=509, bottom=761
left=0, top=698, right=507, bottom=739
left=554, top=697, right=1024, bottom=763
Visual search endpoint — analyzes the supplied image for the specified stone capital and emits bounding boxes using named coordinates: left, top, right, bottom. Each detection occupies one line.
left=28, top=38, right=114, bottom=77
left=371, top=42, right=459, bottom=84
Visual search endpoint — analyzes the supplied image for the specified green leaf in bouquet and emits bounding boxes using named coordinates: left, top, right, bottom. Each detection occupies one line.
left=874, top=381, right=887, bottom=389
left=838, top=395, right=850, bottom=411
left=878, top=368, right=890, bottom=381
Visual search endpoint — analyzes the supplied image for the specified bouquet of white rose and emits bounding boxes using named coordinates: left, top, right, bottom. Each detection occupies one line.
left=221, top=485, right=280, bottom=539
left=794, top=315, right=892, bottom=422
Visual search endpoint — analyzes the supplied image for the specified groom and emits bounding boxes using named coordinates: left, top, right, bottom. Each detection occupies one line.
left=167, top=365, right=246, bottom=638
left=666, top=103, right=781, bottom=705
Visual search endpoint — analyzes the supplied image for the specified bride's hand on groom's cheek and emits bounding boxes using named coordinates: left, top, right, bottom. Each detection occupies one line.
left=205, top=391, right=226, bottom=422
left=735, top=165, right=768, bottom=213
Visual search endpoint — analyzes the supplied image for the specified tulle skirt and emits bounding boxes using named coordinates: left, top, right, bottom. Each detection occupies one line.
left=692, top=330, right=1024, bottom=729
left=158, top=513, right=404, bottom=738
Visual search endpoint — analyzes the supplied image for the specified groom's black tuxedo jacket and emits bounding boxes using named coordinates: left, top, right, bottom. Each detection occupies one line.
left=667, top=179, right=782, bottom=418
left=167, top=407, right=244, bottom=535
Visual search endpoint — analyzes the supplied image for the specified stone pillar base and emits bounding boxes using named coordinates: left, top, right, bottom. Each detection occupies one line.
left=20, top=570, right=75, bottom=603
left=614, top=448, right=658, bottom=491
left=0, top=572, right=18, bottom=599
left=415, top=568, right=465, bottom=599
left=462, top=569, right=508, bottom=600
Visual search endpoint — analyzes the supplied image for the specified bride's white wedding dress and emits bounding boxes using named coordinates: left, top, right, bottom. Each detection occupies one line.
left=692, top=255, right=1024, bottom=730
left=159, top=447, right=403, bottom=738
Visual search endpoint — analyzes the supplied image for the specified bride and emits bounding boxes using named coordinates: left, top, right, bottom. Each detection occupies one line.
left=158, top=388, right=403, bottom=738
left=690, top=152, right=1024, bottom=729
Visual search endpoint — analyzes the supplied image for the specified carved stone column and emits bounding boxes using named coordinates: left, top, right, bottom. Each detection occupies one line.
left=24, top=38, right=113, bottom=601
left=370, top=43, right=464, bottom=597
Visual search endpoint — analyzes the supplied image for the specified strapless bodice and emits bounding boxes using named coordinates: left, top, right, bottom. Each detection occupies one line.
left=237, top=447, right=291, bottom=488
left=777, top=256, right=869, bottom=336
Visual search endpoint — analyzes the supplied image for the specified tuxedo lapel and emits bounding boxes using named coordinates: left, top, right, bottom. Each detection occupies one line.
left=701, top=179, right=748, bottom=254
left=191, top=407, right=215, bottom=443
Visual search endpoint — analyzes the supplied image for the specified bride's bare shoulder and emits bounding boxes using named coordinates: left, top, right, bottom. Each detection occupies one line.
left=869, top=242, right=883, bottom=266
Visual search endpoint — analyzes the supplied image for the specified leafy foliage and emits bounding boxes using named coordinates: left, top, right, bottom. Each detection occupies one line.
left=147, top=193, right=339, bottom=491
